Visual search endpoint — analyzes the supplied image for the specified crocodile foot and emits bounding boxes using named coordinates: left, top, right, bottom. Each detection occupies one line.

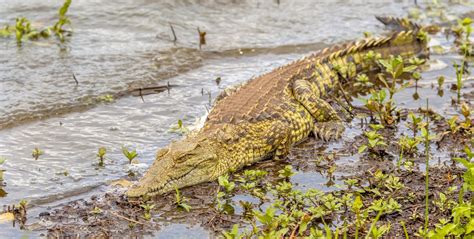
left=313, top=122, right=345, bottom=141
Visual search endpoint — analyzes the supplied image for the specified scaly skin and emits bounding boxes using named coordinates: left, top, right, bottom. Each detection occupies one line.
left=127, top=18, right=429, bottom=197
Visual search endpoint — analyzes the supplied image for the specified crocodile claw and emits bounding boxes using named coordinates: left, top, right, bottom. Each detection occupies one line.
left=313, top=122, right=345, bottom=142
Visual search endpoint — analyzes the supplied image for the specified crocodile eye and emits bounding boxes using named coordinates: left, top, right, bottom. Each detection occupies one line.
left=156, top=148, right=169, bottom=159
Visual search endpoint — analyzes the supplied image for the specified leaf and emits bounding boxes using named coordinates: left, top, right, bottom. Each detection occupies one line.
left=466, top=218, right=474, bottom=234
left=462, top=17, right=473, bottom=26
left=358, top=145, right=368, bottom=154
left=179, top=203, right=191, bottom=212
left=352, top=195, right=363, bottom=212
left=403, top=65, right=418, bottom=72
left=454, top=157, right=474, bottom=169
left=59, top=0, right=72, bottom=17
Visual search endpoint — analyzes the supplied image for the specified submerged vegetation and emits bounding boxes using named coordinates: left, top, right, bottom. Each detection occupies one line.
left=0, top=0, right=72, bottom=45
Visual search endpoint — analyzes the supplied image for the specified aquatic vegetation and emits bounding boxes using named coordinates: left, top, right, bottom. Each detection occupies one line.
left=358, top=124, right=387, bottom=157
left=197, top=27, right=206, bottom=50
left=97, top=147, right=106, bottom=167
left=361, top=89, right=394, bottom=125
left=216, top=174, right=236, bottom=214
left=0, top=0, right=73, bottom=45
left=90, top=207, right=102, bottom=215
left=174, top=187, right=191, bottom=212
left=354, top=73, right=373, bottom=88
left=122, top=146, right=138, bottom=164
left=169, top=119, right=190, bottom=135
left=97, top=94, right=114, bottom=103
left=52, top=0, right=72, bottom=42
left=426, top=146, right=474, bottom=237
left=140, top=203, right=155, bottom=221
left=32, top=147, right=43, bottom=160
left=378, top=55, right=418, bottom=99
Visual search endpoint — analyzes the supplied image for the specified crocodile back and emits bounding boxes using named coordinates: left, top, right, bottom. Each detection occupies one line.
left=205, top=30, right=428, bottom=127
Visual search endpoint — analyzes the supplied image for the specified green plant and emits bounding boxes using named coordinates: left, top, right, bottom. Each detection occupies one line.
left=97, top=94, right=114, bottom=103
left=421, top=101, right=437, bottom=233
left=344, top=178, right=358, bottom=190
left=352, top=195, right=363, bottom=239
left=52, top=0, right=72, bottom=42
left=216, top=174, right=236, bottom=214
left=354, top=73, right=373, bottom=88
left=90, top=207, right=102, bottom=215
left=174, top=187, right=191, bottom=212
left=122, top=146, right=138, bottom=164
left=453, top=62, right=464, bottom=102
left=97, top=147, right=106, bottom=167
left=278, top=165, right=295, bottom=179
left=140, top=203, right=155, bottom=221
left=397, top=135, right=422, bottom=169
left=32, top=147, right=43, bottom=160
left=222, top=224, right=244, bottom=239
left=437, top=76, right=445, bottom=88
left=361, top=89, right=397, bottom=125
left=407, top=112, right=426, bottom=136
left=358, top=124, right=387, bottom=156
left=170, top=119, right=190, bottom=135
left=218, top=174, right=235, bottom=193
left=0, top=0, right=73, bottom=45
left=378, top=55, right=418, bottom=99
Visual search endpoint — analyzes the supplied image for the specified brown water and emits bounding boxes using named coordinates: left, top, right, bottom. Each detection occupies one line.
left=0, top=0, right=473, bottom=237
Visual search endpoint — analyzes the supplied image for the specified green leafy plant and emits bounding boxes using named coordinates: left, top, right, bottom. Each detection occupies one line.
left=52, top=0, right=72, bottom=42
left=407, top=112, right=426, bottom=136
left=216, top=174, right=236, bottom=214
left=97, top=94, right=114, bottom=103
left=97, top=147, right=106, bottom=167
left=453, top=62, right=464, bottom=102
left=122, top=146, right=138, bottom=164
left=170, top=119, right=190, bottom=135
left=90, top=207, right=102, bottom=215
left=140, top=203, right=155, bottom=221
left=358, top=124, right=387, bottom=156
left=32, top=147, right=43, bottom=160
left=354, top=73, right=374, bottom=88
left=174, top=187, right=191, bottom=212
left=0, top=0, right=73, bottom=45
left=378, top=55, right=418, bottom=99
left=278, top=165, right=295, bottom=179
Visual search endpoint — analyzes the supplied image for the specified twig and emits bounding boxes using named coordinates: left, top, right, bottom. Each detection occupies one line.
left=289, top=224, right=298, bottom=239
left=139, top=88, right=145, bottom=103
left=110, top=211, right=147, bottom=226
left=197, top=27, right=206, bottom=50
left=332, top=97, right=353, bottom=119
left=169, top=23, right=177, bottom=43
left=72, top=73, right=79, bottom=85
left=337, top=81, right=354, bottom=109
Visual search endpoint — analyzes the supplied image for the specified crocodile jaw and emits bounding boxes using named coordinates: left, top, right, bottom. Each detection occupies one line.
left=127, top=137, right=219, bottom=197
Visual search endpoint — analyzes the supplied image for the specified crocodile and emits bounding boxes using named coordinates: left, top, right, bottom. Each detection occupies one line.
left=127, top=17, right=429, bottom=197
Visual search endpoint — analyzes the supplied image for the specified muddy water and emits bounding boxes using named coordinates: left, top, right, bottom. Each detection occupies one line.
left=0, top=0, right=472, bottom=237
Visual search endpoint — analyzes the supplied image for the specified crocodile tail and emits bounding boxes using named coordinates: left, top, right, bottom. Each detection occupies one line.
left=319, top=29, right=429, bottom=65
left=375, top=16, right=422, bottom=31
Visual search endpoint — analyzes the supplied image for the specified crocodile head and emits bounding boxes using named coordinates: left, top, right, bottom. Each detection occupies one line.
left=127, top=136, right=219, bottom=197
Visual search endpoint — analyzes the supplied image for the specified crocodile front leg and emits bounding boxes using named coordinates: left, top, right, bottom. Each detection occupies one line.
left=293, top=79, right=345, bottom=141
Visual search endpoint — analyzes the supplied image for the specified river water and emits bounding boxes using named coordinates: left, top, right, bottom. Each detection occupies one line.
left=0, top=0, right=472, bottom=237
